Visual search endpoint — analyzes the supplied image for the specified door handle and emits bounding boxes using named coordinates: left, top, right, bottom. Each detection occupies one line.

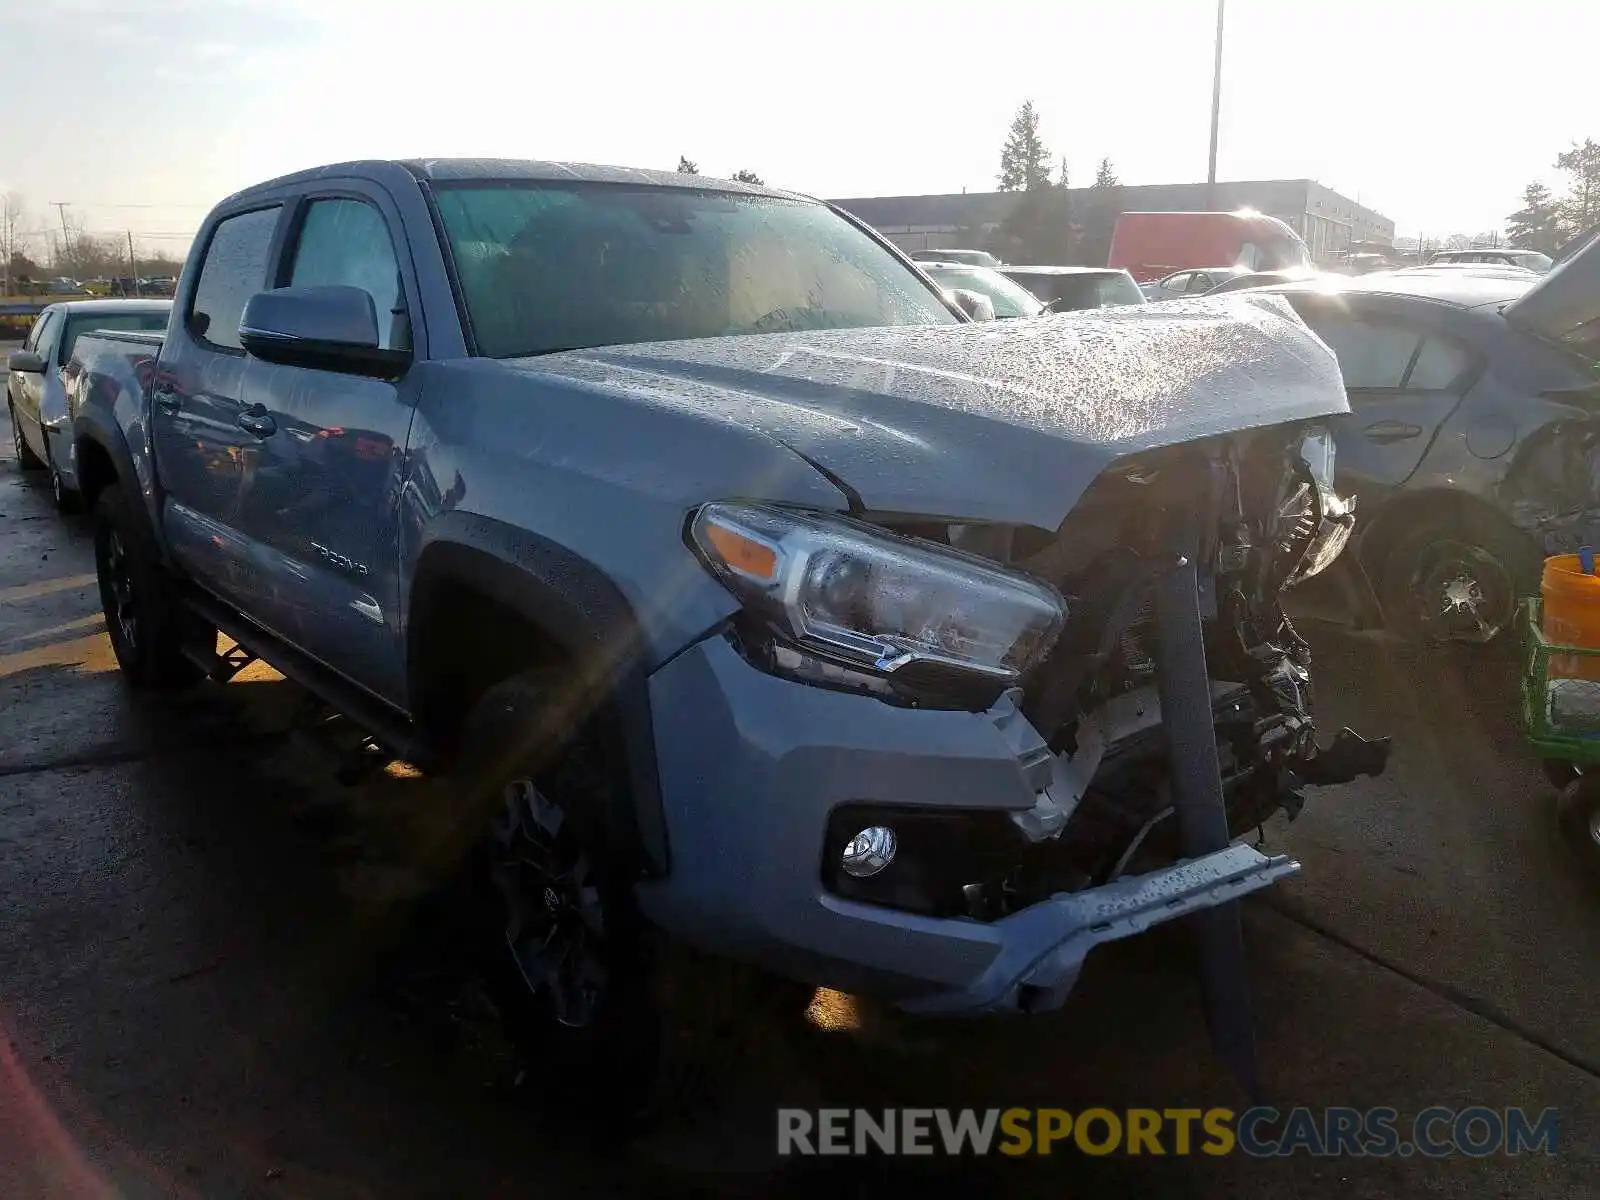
left=1362, top=419, right=1423, bottom=444
left=237, top=405, right=277, bottom=438
left=153, top=389, right=182, bottom=414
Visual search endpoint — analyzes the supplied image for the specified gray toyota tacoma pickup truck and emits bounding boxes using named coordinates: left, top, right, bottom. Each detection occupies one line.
left=72, top=159, right=1386, bottom=1110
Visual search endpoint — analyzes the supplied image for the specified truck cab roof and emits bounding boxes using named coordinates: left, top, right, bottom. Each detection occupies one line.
left=221, top=158, right=804, bottom=208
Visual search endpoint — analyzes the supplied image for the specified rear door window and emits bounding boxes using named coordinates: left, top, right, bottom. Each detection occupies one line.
left=1164, top=272, right=1192, bottom=292
left=1305, top=312, right=1472, bottom=392
left=188, top=206, right=282, bottom=351
left=1307, top=317, right=1419, bottom=388
left=1403, top=335, right=1472, bottom=390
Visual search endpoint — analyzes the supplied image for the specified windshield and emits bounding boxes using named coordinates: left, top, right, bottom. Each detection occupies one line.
left=60, top=311, right=169, bottom=363
left=432, top=182, right=959, bottom=357
left=922, top=265, right=1043, bottom=317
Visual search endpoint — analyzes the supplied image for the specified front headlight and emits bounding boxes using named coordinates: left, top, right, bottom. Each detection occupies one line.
left=1288, top=428, right=1356, bottom=583
left=689, top=502, right=1065, bottom=684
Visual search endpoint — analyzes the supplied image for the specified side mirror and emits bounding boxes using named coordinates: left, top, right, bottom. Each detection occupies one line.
left=948, top=288, right=996, bottom=323
left=238, top=285, right=409, bottom=377
left=7, top=349, right=44, bottom=373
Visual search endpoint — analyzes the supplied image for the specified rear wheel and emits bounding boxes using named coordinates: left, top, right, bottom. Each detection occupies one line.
left=8, top=399, right=44, bottom=471
left=44, top=439, right=82, bottom=513
left=1378, top=518, right=1541, bottom=645
left=93, top=484, right=205, bottom=689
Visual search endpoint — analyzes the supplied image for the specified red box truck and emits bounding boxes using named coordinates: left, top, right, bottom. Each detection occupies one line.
left=1108, top=211, right=1312, bottom=282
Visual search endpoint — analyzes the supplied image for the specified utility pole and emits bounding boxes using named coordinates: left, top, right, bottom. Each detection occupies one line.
left=1206, top=0, right=1226, bottom=210
left=52, top=201, right=72, bottom=277
left=126, top=231, right=139, bottom=292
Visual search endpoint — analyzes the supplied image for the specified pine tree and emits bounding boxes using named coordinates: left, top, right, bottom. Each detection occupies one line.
left=1555, top=138, right=1600, bottom=233
left=730, top=169, right=764, bottom=185
left=998, top=102, right=1051, bottom=192
left=1079, top=158, right=1123, bottom=265
left=676, top=156, right=699, bottom=174
left=1506, top=182, right=1564, bottom=252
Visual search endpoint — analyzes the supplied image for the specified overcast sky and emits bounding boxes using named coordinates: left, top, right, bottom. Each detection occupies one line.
left=1, top=0, right=1595, bottom=260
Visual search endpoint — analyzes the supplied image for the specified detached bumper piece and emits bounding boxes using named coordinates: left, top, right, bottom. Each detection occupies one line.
left=1300, top=726, right=1391, bottom=786
left=901, top=842, right=1299, bottom=1015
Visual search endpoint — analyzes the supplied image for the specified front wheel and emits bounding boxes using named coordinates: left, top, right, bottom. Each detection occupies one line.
left=1377, top=518, right=1541, bottom=645
left=453, top=672, right=672, bottom=1124
left=93, top=485, right=205, bottom=689
left=8, top=399, right=44, bottom=471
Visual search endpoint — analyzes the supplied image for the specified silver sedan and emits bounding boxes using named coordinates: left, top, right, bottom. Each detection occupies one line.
left=7, top=299, right=170, bottom=510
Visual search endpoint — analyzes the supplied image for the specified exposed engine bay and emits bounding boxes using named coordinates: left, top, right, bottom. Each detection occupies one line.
left=824, top=422, right=1390, bottom=921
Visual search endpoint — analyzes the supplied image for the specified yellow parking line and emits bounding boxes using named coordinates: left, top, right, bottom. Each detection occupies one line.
left=0, top=573, right=98, bottom=605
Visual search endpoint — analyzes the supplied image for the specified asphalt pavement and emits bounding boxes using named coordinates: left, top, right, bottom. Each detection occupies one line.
left=2, top=407, right=1598, bottom=1198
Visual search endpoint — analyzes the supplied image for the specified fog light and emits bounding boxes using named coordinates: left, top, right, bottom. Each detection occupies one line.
left=841, top=826, right=897, bottom=878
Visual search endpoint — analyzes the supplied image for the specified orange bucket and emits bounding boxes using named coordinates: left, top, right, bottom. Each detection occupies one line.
left=1541, top=554, right=1600, bottom=682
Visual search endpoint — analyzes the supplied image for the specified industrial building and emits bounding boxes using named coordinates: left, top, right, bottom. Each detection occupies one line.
left=831, top=179, right=1394, bottom=266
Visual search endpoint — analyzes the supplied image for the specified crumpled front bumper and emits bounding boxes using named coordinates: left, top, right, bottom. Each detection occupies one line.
left=635, top=632, right=1299, bottom=1014
left=902, top=843, right=1299, bottom=1014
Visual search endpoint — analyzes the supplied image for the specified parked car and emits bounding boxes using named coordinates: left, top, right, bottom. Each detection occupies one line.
left=1252, top=246, right=1600, bottom=643
left=1143, top=266, right=1250, bottom=301
left=70, top=158, right=1384, bottom=1113
left=1381, top=264, right=1539, bottom=284
left=917, top=261, right=1044, bottom=317
left=6, top=298, right=171, bottom=510
left=1428, top=248, right=1553, bottom=274
left=909, top=247, right=1001, bottom=268
left=1000, top=265, right=1146, bottom=311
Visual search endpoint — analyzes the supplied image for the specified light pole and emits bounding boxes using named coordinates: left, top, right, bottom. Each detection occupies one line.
left=1206, top=0, right=1226, bottom=209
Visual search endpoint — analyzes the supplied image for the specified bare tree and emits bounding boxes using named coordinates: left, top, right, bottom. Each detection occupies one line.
left=1, top=193, right=28, bottom=293
left=677, top=156, right=700, bottom=174
left=729, top=169, right=764, bottom=185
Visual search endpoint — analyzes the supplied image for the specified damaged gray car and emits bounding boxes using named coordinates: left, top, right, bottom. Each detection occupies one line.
left=1253, top=233, right=1600, bottom=642
left=73, top=162, right=1388, bottom=1114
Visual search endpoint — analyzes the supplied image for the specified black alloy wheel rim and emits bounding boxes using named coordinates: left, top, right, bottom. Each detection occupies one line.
left=490, top=776, right=608, bottom=1029
left=104, top=529, right=139, bottom=650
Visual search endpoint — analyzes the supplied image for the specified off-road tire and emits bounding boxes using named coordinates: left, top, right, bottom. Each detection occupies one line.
left=93, top=484, right=205, bottom=689
left=451, top=669, right=763, bottom=1130
left=8, top=399, right=44, bottom=471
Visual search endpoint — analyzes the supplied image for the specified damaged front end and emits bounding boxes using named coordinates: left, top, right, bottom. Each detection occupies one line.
left=808, top=423, right=1385, bottom=924
left=838, top=426, right=1387, bottom=1086
left=687, top=420, right=1388, bottom=1088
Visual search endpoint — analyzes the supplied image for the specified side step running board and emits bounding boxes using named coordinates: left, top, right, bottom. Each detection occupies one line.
left=180, top=587, right=438, bottom=772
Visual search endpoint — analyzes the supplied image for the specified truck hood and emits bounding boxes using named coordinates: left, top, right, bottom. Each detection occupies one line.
left=511, top=293, right=1348, bottom=530
left=1504, top=223, right=1600, bottom=358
